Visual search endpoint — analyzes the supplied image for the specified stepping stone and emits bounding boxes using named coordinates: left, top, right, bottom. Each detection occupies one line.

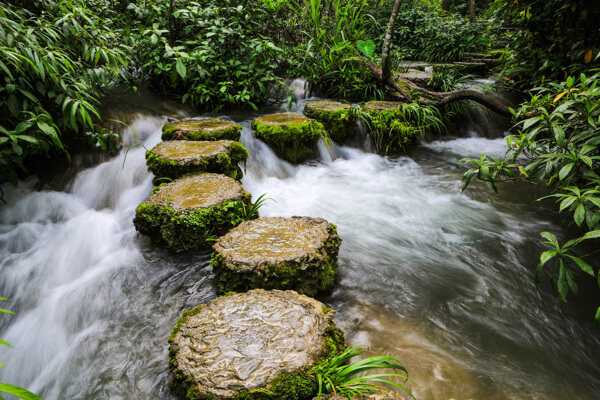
left=168, top=289, right=345, bottom=400
left=162, top=118, right=242, bottom=141
left=252, top=113, right=326, bottom=163
left=211, top=217, right=341, bottom=297
left=133, top=173, right=252, bottom=252
left=399, top=69, right=432, bottom=86
left=303, top=100, right=355, bottom=142
left=145, top=140, right=248, bottom=180
left=362, top=101, right=422, bottom=154
left=313, top=392, right=405, bottom=400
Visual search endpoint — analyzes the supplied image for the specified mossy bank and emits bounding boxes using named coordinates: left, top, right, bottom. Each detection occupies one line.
left=303, top=100, right=355, bottom=142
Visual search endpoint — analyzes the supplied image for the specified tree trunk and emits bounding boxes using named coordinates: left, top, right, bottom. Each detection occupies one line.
left=381, top=0, right=404, bottom=80
left=441, top=0, right=452, bottom=11
left=468, top=0, right=475, bottom=22
left=362, top=0, right=511, bottom=116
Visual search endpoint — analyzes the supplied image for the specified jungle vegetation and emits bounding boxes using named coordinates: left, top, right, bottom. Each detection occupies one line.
left=1, top=0, right=599, bottom=397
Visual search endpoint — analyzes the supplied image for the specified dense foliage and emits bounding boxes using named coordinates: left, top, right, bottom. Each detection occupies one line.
left=461, top=72, right=600, bottom=322
left=0, top=1, right=126, bottom=183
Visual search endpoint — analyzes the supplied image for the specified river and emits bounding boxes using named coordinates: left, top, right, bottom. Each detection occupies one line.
left=0, top=88, right=599, bottom=400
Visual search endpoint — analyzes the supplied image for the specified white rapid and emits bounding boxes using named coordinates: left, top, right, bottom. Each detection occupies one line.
left=0, top=91, right=599, bottom=400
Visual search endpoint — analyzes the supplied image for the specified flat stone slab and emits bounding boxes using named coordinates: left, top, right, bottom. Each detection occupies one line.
left=252, top=113, right=325, bottom=163
left=168, top=289, right=345, bottom=400
left=303, top=100, right=355, bottom=142
left=313, top=391, right=405, bottom=400
left=362, top=101, right=421, bottom=154
left=398, top=69, right=432, bottom=85
left=133, top=173, right=251, bottom=251
left=162, top=119, right=242, bottom=141
left=212, top=217, right=341, bottom=296
left=146, top=140, right=248, bottom=180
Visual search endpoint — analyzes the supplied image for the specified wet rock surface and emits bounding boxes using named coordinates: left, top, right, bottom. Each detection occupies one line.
left=251, top=113, right=325, bottom=163
left=133, top=173, right=251, bottom=251
left=303, top=100, right=355, bottom=142
left=168, top=289, right=345, bottom=400
left=312, top=391, right=406, bottom=400
left=162, top=119, right=242, bottom=141
left=146, top=140, right=248, bottom=180
left=212, top=217, right=341, bottom=296
left=363, top=100, right=403, bottom=113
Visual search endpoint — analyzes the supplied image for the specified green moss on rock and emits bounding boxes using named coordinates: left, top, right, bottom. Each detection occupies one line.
left=146, top=140, right=248, bottom=181
left=133, top=173, right=253, bottom=252
left=303, top=100, right=355, bottom=142
left=251, top=113, right=325, bottom=163
left=168, top=290, right=346, bottom=400
left=362, top=101, right=425, bottom=155
left=162, top=119, right=242, bottom=141
left=211, top=217, right=341, bottom=297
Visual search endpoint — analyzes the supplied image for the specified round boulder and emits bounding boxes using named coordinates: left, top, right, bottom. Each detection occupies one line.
left=211, top=217, right=341, bottom=297
left=133, top=173, right=252, bottom=251
left=251, top=113, right=325, bottom=163
left=162, top=119, right=242, bottom=141
left=303, top=100, right=355, bottom=142
left=145, top=140, right=248, bottom=180
left=362, top=101, right=422, bottom=154
left=168, top=289, right=345, bottom=400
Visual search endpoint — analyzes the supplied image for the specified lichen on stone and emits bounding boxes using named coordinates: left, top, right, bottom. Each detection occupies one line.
left=303, top=100, right=355, bottom=142
left=251, top=113, right=326, bottom=164
left=211, top=217, right=341, bottom=297
left=145, top=140, right=248, bottom=180
left=133, top=173, right=253, bottom=252
left=168, top=289, right=346, bottom=400
left=162, top=119, right=242, bottom=141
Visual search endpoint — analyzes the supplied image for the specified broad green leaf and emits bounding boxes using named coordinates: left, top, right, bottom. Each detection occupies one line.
left=565, top=254, right=594, bottom=276
left=559, top=196, right=577, bottom=212
left=0, top=383, right=42, bottom=400
left=558, top=162, right=574, bottom=180
left=574, top=203, right=586, bottom=226
left=0, top=338, right=12, bottom=347
left=175, top=58, right=186, bottom=79
left=356, top=40, right=375, bottom=58
left=582, top=230, right=600, bottom=240
left=557, top=261, right=568, bottom=302
left=540, top=232, right=559, bottom=249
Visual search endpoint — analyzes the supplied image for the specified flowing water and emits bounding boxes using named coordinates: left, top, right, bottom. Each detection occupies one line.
left=1, top=88, right=599, bottom=400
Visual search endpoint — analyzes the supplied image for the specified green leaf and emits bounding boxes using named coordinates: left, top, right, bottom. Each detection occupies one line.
left=536, top=250, right=557, bottom=283
left=595, top=306, right=600, bottom=325
left=565, top=254, right=594, bottom=276
left=0, top=338, right=12, bottom=347
left=0, top=383, right=42, bottom=400
left=574, top=203, right=586, bottom=226
left=582, top=230, right=600, bottom=240
left=557, top=260, right=568, bottom=302
left=558, top=162, right=574, bottom=180
left=540, top=232, right=560, bottom=249
left=175, top=58, right=186, bottom=79
left=356, top=40, right=375, bottom=58
left=559, top=196, right=577, bottom=212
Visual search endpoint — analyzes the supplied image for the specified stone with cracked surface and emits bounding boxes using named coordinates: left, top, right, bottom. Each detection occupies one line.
left=145, top=140, right=247, bottom=180
left=212, top=217, right=341, bottom=296
left=169, top=289, right=344, bottom=399
left=162, top=118, right=242, bottom=141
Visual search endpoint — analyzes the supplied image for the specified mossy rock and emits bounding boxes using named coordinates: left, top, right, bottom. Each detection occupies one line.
left=312, top=391, right=405, bottom=400
left=168, top=289, right=346, bottom=400
left=211, top=217, right=341, bottom=297
left=362, top=101, right=421, bottom=155
left=162, top=119, right=242, bottom=141
left=251, top=113, right=325, bottom=164
left=145, top=140, right=248, bottom=180
left=303, top=100, right=355, bottom=142
left=133, top=173, right=252, bottom=252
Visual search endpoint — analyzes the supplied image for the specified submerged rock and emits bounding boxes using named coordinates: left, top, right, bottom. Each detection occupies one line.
left=303, top=100, right=355, bottom=142
left=362, top=101, right=422, bottom=154
left=211, top=217, right=341, bottom=297
left=312, top=391, right=405, bottom=400
left=162, top=119, right=242, bottom=141
left=145, top=140, right=248, bottom=180
left=251, top=113, right=325, bottom=163
left=168, top=289, right=345, bottom=400
left=133, top=173, right=252, bottom=251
